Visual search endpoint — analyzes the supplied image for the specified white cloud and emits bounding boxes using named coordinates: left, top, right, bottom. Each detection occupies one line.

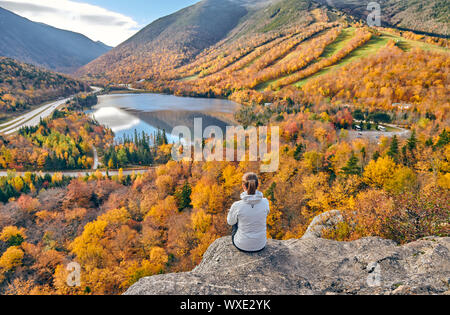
left=0, top=0, right=140, bottom=46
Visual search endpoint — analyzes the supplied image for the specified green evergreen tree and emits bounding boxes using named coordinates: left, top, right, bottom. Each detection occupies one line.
left=134, top=129, right=139, bottom=146
left=407, top=130, right=417, bottom=151
left=388, top=135, right=399, bottom=163
left=0, top=188, right=7, bottom=203
left=175, top=182, right=192, bottom=211
left=341, top=153, right=361, bottom=175
left=435, top=129, right=449, bottom=148
left=360, top=147, right=366, bottom=173
left=7, top=234, right=24, bottom=247
left=372, top=151, right=381, bottom=161
left=401, top=145, right=408, bottom=166
left=162, top=129, right=168, bottom=145
left=293, top=143, right=304, bottom=161
left=264, top=182, right=277, bottom=203
left=117, top=147, right=129, bottom=166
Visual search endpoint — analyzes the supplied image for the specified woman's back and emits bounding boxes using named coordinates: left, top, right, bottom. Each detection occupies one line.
left=227, top=190, right=270, bottom=252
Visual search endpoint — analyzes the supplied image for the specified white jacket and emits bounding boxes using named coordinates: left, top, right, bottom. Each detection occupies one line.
left=227, top=191, right=270, bottom=252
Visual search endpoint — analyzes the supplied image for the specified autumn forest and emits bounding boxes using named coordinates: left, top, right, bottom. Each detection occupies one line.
left=0, top=0, right=448, bottom=295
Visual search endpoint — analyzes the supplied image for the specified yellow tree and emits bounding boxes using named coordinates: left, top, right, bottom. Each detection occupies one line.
left=363, top=156, right=397, bottom=188
left=70, top=220, right=108, bottom=268
left=191, top=178, right=225, bottom=214
left=384, top=166, right=417, bottom=194
left=145, top=196, right=178, bottom=226
left=222, top=164, right=243, bottom=195
left=0, top=246, right=24, bottom=271
left=191, top=209, right=212, bottom=238
left=0, top=226, right=26, bottom=246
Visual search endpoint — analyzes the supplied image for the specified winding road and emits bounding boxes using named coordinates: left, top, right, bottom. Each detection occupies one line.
left=0, top=85, right=157, bottom=178
left=0, top=86, right=102, bottom=135
left=0, top=87, right=108, bottom=177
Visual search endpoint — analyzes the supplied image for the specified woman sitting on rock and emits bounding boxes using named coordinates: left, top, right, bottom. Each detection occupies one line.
left=227, top=172, right=270, bottom=253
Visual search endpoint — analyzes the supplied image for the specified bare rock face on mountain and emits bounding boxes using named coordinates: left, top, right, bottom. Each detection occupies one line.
left=125, top=212, right=450, bottom=295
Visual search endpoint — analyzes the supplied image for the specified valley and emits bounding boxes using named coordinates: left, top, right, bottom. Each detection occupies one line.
left=89, top=93, right=238, bottom=140
left=0, top=86, right=102, bottom=135
left=0, top=0, right=448, bottom=296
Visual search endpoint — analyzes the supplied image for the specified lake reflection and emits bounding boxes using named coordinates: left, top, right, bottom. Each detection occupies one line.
left=88, top=93, right=239, bottom=141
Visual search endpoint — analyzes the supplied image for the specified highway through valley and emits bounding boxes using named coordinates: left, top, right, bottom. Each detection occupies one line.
left=0, top=86, right=102, bottom=135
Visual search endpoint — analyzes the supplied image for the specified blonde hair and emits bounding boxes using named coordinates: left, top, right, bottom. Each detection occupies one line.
left=243, top=172, right=259, bottom=195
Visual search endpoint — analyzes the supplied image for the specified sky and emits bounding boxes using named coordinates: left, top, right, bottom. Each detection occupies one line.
left=0, top=0, right=201, bottom=46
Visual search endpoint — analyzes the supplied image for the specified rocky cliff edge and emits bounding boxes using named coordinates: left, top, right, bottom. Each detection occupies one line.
left=124, top=211, right=450, bottom=295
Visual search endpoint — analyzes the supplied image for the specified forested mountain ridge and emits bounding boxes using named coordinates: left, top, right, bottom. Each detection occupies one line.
left=0, top=7, right=111, bottom=73
left=77, top=0, right=332, bottom=82
left=0, top=57, right=89, bottom=118
left=77, top=0, right=249, bottom=82
left=314, top=0, right=449, bottom=37
left=78, top=0, right=448, bottom=85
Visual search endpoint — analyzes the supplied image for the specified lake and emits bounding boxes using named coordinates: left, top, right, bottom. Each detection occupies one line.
left=87, top=93, right=240, bottom=142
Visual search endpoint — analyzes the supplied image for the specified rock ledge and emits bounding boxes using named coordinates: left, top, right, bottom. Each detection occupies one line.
left=125, top=212, right=450, bottom=295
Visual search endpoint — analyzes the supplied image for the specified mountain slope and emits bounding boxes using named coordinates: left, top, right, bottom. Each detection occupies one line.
left=0, top=7, right=112, bottom=73
left=315, top=0, right=449, bottom=37
left=78, top=0, right=449, bottom=87
left=0, top=57, right=88, bottom=118
left=78, top=0, right=328, bottom=82
left=77, top=0, right=249, bottom=82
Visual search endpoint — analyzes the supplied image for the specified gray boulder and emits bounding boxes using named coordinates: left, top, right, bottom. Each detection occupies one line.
left=124, top=212, right=450, bottom=295
left=302, top=210, right=343, bottom=239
